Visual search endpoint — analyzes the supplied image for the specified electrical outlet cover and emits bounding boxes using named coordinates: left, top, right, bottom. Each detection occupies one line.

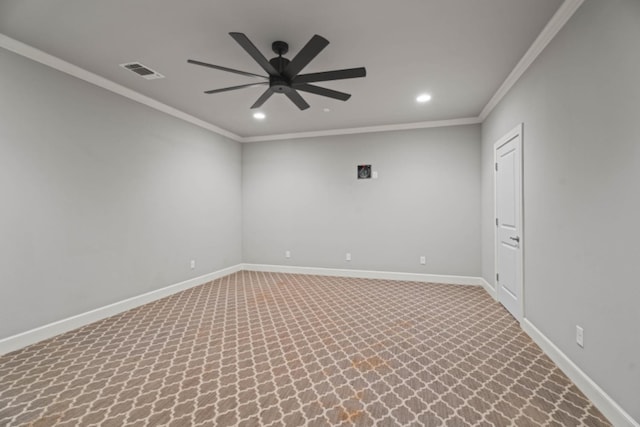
left=576, top=325, right=584, bottom=348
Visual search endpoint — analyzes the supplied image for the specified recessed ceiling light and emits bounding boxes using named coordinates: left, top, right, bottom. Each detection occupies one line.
left=253, top=112, right=266, bottom=120
left=323, top=108, right=331, bottom=113
left=416, top=93, right=432, bottom=103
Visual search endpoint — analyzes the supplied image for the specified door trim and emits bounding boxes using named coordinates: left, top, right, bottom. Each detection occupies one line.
left=493, top=123, right=525, bottom=321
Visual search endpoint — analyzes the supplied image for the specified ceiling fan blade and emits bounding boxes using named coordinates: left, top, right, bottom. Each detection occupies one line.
left=294, top=67, right=366, bottom=84
left=251, top=89, right=274, bottom=109
left=283, top=35, right=329, bottom=79
left=293, top=83, right=351, bottom=101
left=229, top=32, right=279, bottom=76
left=285, top=90, right=310, bottom=110
left=204, top=82, right=268, bottom=94
left=187, top=59, right=267, bottom=79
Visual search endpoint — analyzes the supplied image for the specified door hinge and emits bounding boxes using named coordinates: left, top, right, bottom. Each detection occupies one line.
left=495, top=162, right=498, bottom=171
left=496, top=273, right=499, bottom=282
left=495, top=218, right=499, bottom=226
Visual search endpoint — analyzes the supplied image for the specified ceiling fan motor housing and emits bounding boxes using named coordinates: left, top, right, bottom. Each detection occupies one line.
left=270, top=75, right=291, bottom=93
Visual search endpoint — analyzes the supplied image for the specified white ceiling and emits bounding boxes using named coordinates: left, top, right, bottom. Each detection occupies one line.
left=0, top=0, right=563, bottom=139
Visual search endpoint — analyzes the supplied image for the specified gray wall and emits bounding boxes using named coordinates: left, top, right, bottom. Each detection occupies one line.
left=243, top=125, right=481, bottom=276
left=480, top=0, right=640, bottom=421
left=6, top=1, right=636, bottom=418
left=0, top=48, right=242, bottom=339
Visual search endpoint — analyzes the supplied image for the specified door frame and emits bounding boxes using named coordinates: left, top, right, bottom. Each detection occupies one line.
left=493, top=123, right=525, bottom=321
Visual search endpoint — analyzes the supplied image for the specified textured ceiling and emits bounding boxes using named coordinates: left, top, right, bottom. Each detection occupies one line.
left=0, top=0, right=563, bottom=138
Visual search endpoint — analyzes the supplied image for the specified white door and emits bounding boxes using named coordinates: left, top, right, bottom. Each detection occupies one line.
left=494, top=124, right=523, bottom=321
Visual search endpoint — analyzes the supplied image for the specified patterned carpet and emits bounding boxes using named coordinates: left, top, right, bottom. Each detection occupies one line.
left=0, top=271, right=610, bottom=426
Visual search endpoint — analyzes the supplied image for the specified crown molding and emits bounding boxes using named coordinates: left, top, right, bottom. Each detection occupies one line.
left=478, top=0, right=585, bottom=121
left=0, top=33, right=243, bottom=142
left=1, top=0, right=583, bottom=143
left=0, top=31, right=478, bottom=143
left=240, top=117, right=482, bottom=142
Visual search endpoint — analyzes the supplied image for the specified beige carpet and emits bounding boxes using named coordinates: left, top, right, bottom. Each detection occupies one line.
left=0, top=271, right=610, bottom=426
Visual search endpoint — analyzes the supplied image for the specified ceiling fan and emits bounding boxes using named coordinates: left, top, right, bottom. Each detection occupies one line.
left=188, top=32, right=366, bottom=111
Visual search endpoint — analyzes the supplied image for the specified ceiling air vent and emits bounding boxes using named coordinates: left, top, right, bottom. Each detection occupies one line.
left=119, top=62, right=164, bottom=80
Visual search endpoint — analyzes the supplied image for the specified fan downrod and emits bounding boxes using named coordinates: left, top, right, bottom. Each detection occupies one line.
left=269, top=41, right=291, bottom=76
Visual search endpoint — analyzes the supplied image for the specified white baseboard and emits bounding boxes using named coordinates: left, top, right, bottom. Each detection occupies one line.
left=522, top=319, right=639, bottom=427
left=478, top=277, right=497, bottom=300
left=0, top=264, right=243, bottom=356
left=2, top=264, right=635, bottom=426
left=241, top=263, right=486, bottom=286
left=245, top=264, right=636, bottom=425
left=0, top=264, right=478, bottom=356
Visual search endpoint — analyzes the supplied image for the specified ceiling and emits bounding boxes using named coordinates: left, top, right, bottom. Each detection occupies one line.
left=0, top=0, right=563, bottom=139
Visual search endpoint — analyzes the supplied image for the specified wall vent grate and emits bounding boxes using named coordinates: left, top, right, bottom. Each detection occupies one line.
left=119, top=62, right=164, bottom=80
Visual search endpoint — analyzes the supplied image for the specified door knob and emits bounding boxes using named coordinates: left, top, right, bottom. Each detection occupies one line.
left=509, top=236, right=520, bottom=243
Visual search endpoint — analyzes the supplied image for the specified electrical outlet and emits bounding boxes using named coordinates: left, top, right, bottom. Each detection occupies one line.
left=576, top=325, right=584, bottom=348
left=346, top=253, right=351, bottom=261
left=420, top=256, right=426, bottom=265
left=190, top=260, right=196, bottom=269
left=285, top=250, right=291, bottom=259
left=372, top=171, right=378, bottom=179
